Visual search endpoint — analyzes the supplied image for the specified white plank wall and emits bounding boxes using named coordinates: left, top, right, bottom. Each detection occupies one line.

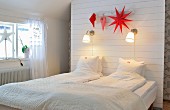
left=71, top=0, right=165, bottom=108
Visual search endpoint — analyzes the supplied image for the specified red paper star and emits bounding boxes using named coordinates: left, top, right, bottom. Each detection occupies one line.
left=108, top=6, right=132, bottom=33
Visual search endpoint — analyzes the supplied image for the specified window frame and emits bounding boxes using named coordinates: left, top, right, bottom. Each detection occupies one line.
left=0, top=22, right=30, bottom=59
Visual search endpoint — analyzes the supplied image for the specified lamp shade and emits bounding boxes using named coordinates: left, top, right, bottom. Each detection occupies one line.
left=126, top=32, right=135, bottom=43
left=82, top=35, right=91, bottom=43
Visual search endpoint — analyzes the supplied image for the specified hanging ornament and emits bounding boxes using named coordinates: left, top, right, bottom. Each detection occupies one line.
left=0, top=29, right=14, bottom=43
left=0, top=28, right=14, bottom=59
left=108, top=6, right=132, bottom=33
left=89, top=13, right=96, bottom=27
left=100, top=15, right=107, bottom=31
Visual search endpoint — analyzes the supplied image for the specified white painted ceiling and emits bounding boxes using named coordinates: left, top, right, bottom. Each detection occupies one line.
left=0, top=0, right=71, bottom=21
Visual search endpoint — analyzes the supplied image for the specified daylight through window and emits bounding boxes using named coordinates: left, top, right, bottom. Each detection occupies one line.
left=0, top=21, right=41, bottom=59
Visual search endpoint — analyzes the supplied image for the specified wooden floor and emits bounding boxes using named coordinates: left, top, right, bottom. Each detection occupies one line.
left=164, top=100, right=170, bottom=110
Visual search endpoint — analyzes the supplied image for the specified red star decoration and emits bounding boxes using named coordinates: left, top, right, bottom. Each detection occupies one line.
left=108, top=6, right=132, bottom=33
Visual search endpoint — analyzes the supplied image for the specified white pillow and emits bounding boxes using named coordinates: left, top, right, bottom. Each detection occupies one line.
left=75, top=56, right=99, bottom=73
left=116, top=58, right=145, bottom=76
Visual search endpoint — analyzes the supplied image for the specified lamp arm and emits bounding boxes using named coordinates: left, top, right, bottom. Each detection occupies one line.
left=91, top=36, right=93, bottom=56
left=86, top=30, right=89, bottom=35
left=134, top=36, right=136, bottom=60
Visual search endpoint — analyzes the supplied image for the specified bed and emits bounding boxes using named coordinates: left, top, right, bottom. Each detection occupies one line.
left=0, top=80, right=146, bottom=110
left=0, top=72, right=156, bottom=110
left=0, top=57, right=157, bottom=110
left=0, top=82, right=156, bottom=110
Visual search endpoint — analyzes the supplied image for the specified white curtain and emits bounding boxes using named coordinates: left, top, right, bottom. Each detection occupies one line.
left=27, top=20, right=48, bottom=79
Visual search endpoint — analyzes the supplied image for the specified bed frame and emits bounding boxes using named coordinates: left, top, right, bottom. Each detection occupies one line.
left=148, top=103, right=153, bottom=110
left=0, top=105, right=19, bottom=110
left=0, top=104, right=154, bottom=110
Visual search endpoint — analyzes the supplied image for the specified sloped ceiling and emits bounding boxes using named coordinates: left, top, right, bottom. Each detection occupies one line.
left=0, top=0, right=71, bottom=21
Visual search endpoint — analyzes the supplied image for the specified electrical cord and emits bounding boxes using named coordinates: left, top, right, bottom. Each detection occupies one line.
left=18, top=58, right=23, bottom=66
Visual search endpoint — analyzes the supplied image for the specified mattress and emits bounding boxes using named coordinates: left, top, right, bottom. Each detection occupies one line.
left=134, top=81, right=157, bottom=109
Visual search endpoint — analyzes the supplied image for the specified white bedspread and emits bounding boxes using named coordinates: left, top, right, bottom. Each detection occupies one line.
left=43, top=72, right=100, bottom=84
left=89, top=72, right=146, bottom=91
left=13, top=72, right=100, bottom=87
left=0, top=82, right=147, bottom=110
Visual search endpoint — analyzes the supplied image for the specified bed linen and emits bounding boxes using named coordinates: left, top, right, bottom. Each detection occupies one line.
left=8, top=71, right=100, bottom=87
left=0, top=82, right=147, bottom=110
left=89, top=74, right=156, bottom=109
left=116, top=58, right=145, bottom=76
left=134, top=81, right=157, bottom=109
left=134, top=81, right=156, bottom=98
left=0, top=81, right=157, bottom=110
left=89, top=72, right=146, bottom=91
left=41, top=72, right=101, bottom=84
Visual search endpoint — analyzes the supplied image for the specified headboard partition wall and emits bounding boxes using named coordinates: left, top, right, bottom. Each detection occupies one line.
left=71, top=0, right=165, bottom=108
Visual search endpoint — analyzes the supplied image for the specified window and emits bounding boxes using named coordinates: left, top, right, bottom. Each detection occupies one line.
left=0, top=21, right=30, bottom=59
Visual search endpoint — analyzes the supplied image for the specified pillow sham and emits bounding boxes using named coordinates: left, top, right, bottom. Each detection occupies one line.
left=75, top=56, right=99, bottom=73
left=116, top=58, right=145, bottom=76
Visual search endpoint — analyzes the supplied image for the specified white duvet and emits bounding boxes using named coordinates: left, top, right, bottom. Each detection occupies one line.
left=89, top=72, right=146, bottom=91
left=17, top=71, right=100, bottom=87
left=40, top=72, right=101, bottom=84
left=0, top=82, right=147, bottom=110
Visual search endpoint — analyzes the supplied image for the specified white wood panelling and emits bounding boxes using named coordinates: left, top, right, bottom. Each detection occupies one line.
left=71, top=0, right=164, bottom=108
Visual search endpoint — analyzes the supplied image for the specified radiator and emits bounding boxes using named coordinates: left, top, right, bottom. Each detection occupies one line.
left=0, top=67, right=30, bottom=86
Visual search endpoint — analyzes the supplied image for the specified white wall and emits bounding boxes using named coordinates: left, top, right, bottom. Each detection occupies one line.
left=46, top=18, right=70, bottom=76
left=71, top=0, right=165, bottom=108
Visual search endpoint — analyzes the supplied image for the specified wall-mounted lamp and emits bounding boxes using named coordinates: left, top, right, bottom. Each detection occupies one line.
left=126, top=29, right=138, bottom=59
left=82, top=30, right=95, bottom=43
left=82, top=30, right=95, bottom=55
left=126, top=29, right=138, bottom=43
left=82, top=35, right=91, bottom=43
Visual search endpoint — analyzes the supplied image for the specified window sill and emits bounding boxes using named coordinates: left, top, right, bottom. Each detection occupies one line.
left=0, top=58, right=30, bottom=69
left=0, top=58, right=29, bottom=63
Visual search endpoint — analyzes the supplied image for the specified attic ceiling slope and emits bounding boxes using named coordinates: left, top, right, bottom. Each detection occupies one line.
left=0, top=0, right=71, bottom=21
